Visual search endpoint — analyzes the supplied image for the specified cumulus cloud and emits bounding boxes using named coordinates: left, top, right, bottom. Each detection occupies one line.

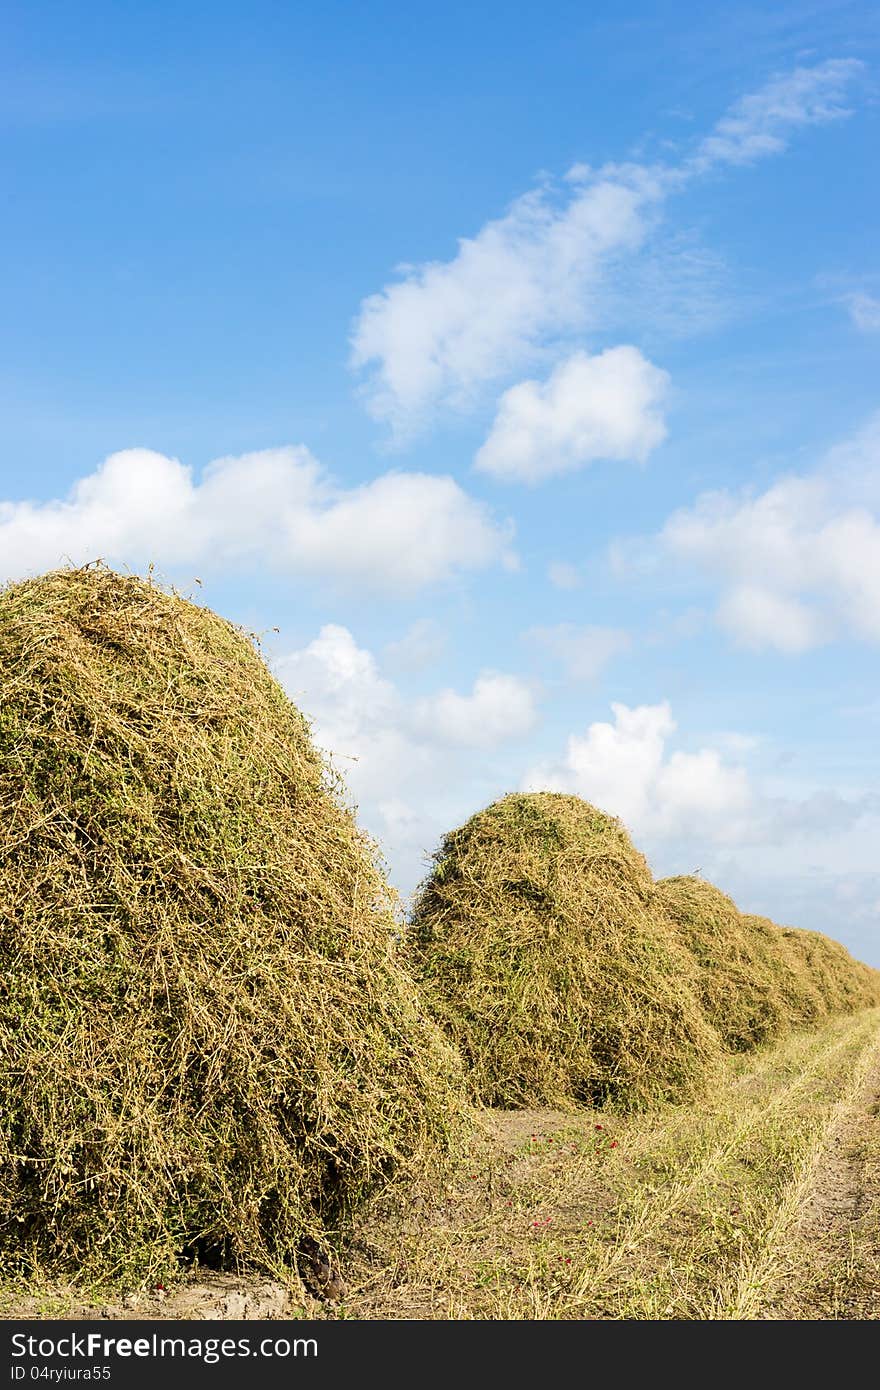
left=352, top=60, right=862, bottom=438
left=658, top=417, right=880, bottom=649
left=474, top=347, right=669, bottom=483
left=523, top=701, right=753, bottom=843
left=414, top=673, right=537, bottom=746
left=274, top=624, right=541, bottom=895
left=525, top=623, right=631, bottom=682
left=689, top=58, right=864, bottom=171
left=0, top=446, right=514, bottom=594
left=278, top=625, right=536, bottom=757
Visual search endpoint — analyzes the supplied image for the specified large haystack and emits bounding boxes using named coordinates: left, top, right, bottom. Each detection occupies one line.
left=407, top=793, right=723, bottom=1110
left=0, top=566, right=466, bottom=1280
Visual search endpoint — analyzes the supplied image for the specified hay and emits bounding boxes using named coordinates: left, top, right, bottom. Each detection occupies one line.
left=752, top=918, right=880, bottom=1017
left=0, top=565, right=466, bottom=1280
left=656, top=878, right=805, bottom=1050
left=407, top=793, right=724, bottom=1110
left=657, top=879, right=880, bottom=1052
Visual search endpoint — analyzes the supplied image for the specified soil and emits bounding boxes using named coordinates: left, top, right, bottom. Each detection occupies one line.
left=760, top=1057, right=880, bottom=1319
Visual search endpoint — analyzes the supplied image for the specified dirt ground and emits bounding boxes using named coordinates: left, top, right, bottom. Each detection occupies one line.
left=760, top=1062, right=880, bottom=1318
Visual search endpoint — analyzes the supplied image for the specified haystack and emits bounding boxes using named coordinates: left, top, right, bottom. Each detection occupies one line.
left=407, top=793, right=723, bottom=1110
left=657, top=880, right=880, bottom=1052
left=655, top=878, right=810, bottom=1050
left=0, top=565, right=465, bottom=1280
left=750, top=918, right=880, bottom=1017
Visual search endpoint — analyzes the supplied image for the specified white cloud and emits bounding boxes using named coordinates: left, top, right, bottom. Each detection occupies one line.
left=690, top=58, right=864, bottom=172
left=521, top=702, right=873, bottom=855
left=274, top=624, right=541, bottom=896
left=525, top=623, right=631, bottom=682
left=474, top=347, right=669, bottom=483
left=0, top=446, right=514, bottom=595
left=351, top=165, right=662, bottom=435
left=845, top=291, right=880, bottom=333
left=413, top=672, right=538, bottom=747
left=351, top=60, right=862, bottom=438
left=523, top=701, right=753, bottom=843
left=659, top=418, right=880, bottom=649
left=276, top=633, right=880, bottom=952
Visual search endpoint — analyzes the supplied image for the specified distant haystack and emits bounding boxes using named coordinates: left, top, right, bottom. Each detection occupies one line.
left=407, top=793, right=724, bottom=1110
left=0, top=565, right=466, bottom=1279
left=754, top=918, right=880, bottom=1017
left=656, top=878, right=803, bottom=1050
left=658, top=879, right=880, bottom=1051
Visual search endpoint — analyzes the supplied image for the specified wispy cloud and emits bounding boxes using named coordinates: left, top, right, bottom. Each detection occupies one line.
left=689, top=58, right=864, bottom=172
left=845, top=290, right=880, bottom=333
left=351, top=165, right=660, bottom=438
left=524, top=623, right=631, bottom=682
left=351, top=59, right=864, bottom=441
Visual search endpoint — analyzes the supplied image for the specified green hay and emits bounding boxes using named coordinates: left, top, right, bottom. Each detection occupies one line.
left=407, top=793, right=724, bottom=1111
left=0, top=565, right=467, bottom=1281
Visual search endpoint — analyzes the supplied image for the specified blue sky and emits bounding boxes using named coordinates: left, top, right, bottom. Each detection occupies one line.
left=3, top=1, right=880, bottom=962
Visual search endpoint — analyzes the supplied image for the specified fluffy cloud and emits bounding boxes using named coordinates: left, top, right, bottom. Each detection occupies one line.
left=351, top=166, right=662, bottom=435
left=278, top=625, right=536, bottom=757
left=273, top=624, right=541, bottom=894
left=413, top=672, right=537, bottom=747
left=659, top=418, right=880, bottom=650
left=525, top=623, right=631, bottom=682
left=523, top=701, right=753, bottom=843
left=352, top=61, right=862, bottom=437
left=0, top=446, right=514, bottom=594
left=690, top=58, right=863, bottom=171
left=276, top=634, right=879, bottom=951
left=474, top=347, right=669, bottom=483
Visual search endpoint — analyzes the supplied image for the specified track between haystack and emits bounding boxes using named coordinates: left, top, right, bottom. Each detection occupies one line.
left=756, top=1043, right=880, bottom=1319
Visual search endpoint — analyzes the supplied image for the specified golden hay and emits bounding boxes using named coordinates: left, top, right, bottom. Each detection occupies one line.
left=0, top=565, right=467, bottom=1280
left=407, top=793, right=724, bottom=1110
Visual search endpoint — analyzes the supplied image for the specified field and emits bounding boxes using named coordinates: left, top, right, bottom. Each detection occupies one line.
left=4, top=1008, right=879, bottom=1322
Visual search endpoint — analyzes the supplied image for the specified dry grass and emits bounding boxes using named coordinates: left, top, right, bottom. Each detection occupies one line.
left=0, top=565, right=468, bottom=1283
left=407, top=793, right=725, bottom=1111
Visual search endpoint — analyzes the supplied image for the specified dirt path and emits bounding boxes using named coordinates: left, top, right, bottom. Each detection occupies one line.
left=759, top=1052, right=880, bottom=1319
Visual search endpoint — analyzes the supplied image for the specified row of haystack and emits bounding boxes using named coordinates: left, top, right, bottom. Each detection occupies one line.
left=406, top=795, right=880, bottom=1109
left=1, top=567, right=878, bottom=1282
